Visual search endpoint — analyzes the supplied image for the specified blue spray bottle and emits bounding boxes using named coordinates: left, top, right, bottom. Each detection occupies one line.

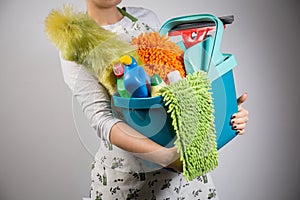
left=120, top=55, right=149, bottom=98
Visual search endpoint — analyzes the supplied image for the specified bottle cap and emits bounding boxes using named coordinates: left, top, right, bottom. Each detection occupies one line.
left=120, top=55, right=132, bottom=65
left=150, top=74, right=163, bottom=86
left=120, top=55, right=138, bottom=68
left=113, top=63, right=124, bottom=78
left=167, top=70, right=182, bottom=83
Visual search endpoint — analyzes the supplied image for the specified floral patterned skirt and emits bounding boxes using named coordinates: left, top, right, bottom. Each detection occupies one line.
left=90, top=160, right=218, bottom=200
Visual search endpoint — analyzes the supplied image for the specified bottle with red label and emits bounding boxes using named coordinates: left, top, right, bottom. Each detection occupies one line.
left=113, top=62, right=130, bottom=98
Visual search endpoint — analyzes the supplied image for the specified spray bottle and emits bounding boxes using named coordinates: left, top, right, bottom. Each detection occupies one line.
left=120, top=55, right=149, bottom=98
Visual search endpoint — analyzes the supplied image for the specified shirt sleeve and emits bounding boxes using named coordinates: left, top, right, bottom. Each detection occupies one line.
left=59, top=53, right=122, bottom=145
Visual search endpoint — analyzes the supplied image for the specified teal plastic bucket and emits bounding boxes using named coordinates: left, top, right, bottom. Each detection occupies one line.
left=112, top=95, right=176, bottom=147
left=113, top=65, right=237, bottom=150
left=113, top=14, right=239, bottom=150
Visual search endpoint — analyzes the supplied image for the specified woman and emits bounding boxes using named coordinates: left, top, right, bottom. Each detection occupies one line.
left=59, top=0, right=249, bottom=199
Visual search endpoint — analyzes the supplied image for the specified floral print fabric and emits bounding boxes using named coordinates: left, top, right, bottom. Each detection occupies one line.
left=91, top=158, right=218, bottom=200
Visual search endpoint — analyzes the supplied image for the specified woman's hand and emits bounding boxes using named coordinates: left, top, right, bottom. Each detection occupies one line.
left=231, top=93, right=249, bottom=135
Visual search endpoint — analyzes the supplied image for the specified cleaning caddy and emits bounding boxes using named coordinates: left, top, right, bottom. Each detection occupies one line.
left=113, top=14, right=239, bottom=180
left=114, top=14, right=238, bottom=149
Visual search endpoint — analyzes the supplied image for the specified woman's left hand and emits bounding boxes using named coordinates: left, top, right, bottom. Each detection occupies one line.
left=231, top=93, right=249, bottom=135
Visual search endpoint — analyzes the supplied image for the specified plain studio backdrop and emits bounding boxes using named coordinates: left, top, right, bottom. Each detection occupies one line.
left=0, top=0, right=299, bottom=199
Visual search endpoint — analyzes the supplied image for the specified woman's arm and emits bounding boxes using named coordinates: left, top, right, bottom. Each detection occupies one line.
left=110, top=122, right=181, bottom=169
left=59, top=54, right=121, bottom=145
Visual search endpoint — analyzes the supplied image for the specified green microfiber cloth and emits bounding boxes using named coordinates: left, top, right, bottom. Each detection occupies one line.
left=160, top=71, right=218, bottom=181
left=44, top=5, right=141, bottom=95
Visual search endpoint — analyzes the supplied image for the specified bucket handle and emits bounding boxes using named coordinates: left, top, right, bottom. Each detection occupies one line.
left=159, top=14, right=224, bottom=72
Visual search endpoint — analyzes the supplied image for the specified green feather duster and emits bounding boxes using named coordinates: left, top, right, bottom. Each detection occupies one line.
left=160, top=71, right=218, bottom=181
left=44, top=5, right=140, bottom=95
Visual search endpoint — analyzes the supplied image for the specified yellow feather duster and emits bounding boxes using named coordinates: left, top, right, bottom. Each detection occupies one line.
left=44, top=5, right=140, bottom=95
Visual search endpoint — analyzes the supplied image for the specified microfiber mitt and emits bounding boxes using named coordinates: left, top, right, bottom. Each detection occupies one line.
left=160, top=71, right=218, bottom=181
left=44, top=5, right=140, bottom=95
left=132, top=32, right=186, bottom=84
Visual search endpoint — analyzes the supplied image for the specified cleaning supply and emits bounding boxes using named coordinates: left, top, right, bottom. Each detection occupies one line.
left=167, top=70, right=182, bottom=83
left=113, top=63, right=130, bottom=98
left=150, top=74, right=166, bottom=97
left=160, top=71, right=218, bottom=181
left=44, top=5, right=141, bottom=95
left=131, top=32, right=185, bottom=84
left=120, top=55, right=149, bottom=98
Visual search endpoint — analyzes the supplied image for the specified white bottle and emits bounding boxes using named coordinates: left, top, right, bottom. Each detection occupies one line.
left=167, top=70, right=182, bottom=83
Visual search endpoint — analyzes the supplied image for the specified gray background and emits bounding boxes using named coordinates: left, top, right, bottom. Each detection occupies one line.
left=1, top=0, right=299, bottom=199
